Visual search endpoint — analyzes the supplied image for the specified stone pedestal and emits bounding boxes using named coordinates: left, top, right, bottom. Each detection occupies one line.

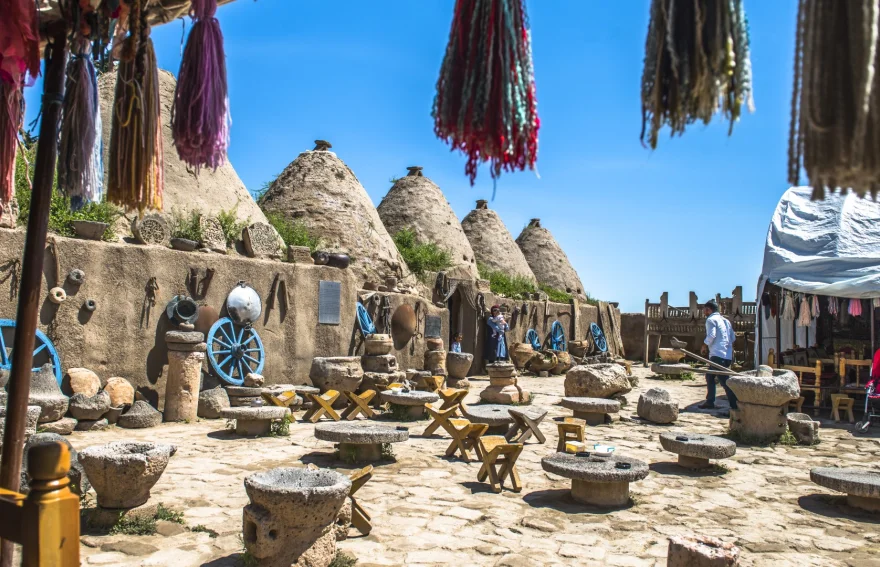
left=847, top=494, right=880, bottom=512
left=315, top=422, right=408, bottom=463
left=164, top=331, right=206, bottom=423
left=574, top=410, right=606, bottom=426
left=659, top=432, right=736, bottom=470
left=729, top=402, right=786, bottom=442
left=678, top=455, right=711, bottom=470
left=221, top=407, right=290, bottom=437
left=811, top=467, right=880, bottom=513
left=572, top=479, right=630, bottom=507
left=424, top=350, right=448, bottom=376
left=481, top=363, right=530, bottom=404
left=339, top=442, right=381, bottom=462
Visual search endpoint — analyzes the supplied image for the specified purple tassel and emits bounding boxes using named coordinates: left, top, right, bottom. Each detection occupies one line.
left=171, top=0, right=229, bottom=171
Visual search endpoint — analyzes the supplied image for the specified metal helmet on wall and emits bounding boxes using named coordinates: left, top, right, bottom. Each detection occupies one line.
left=226, top=281, right=262, bottom=325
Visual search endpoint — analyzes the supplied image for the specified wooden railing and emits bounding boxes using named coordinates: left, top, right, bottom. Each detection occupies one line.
left=0, top=441, right=79, bottom=566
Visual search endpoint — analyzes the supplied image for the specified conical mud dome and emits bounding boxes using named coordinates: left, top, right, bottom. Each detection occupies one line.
left=258, top=141, right=408, bottom=286
left=377, top=166, right=479, bottom=280
left=461, top=200, right=536, bottom=282
left=98, top=70, right=265, bottom=224
left=516, top=218, right=585, bottom=294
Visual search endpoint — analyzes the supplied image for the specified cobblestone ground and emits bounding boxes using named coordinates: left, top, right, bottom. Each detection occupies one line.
left=74, top=367, right=880, bottom=566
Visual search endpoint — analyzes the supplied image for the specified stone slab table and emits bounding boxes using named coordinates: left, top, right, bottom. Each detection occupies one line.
left=461, top=404, right=517, bottom=435
left=220, top=407, right=290, bottom=436
left=379, top=390, right=439, bottom=420
left=559, top=397, right=621, bottom=425
left=811, top=467, right=880, bottom=512
left=541, top=452, right=648, bottom=507
left=315, top=422, right=409, bottom=462
left=650, top=363, right=693, bottom=376
left=659, top=432, right=736, bottom=469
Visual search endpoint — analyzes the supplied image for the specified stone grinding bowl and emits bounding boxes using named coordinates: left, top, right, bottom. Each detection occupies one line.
left=657, top=348, right=686, bottom=363
left=78, top=441, right=177, bottom=509
left=244, top=468, right=351, bottom=528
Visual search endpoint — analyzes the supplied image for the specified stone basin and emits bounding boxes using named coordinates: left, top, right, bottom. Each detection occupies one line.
left=244, top=467, right=351, bottom=567
left=380, top=390, right=438, bottom=419
left=811, top=467, right=880, bottom=512
left=315, top=422, right=409, bottom=462
left=787, top=412, right=820, bottom=444
left=657, top=348, right=685, bottom=363
left=658, top=432, right=736, bottom=469
left=221, top=406, right=290, bottom=436
left=559, top=397, right=621, bottom=425
left=446, top=352, right=473, bottom=381
left=78, top=441, right=176, bottom=509
left=541, top=452, right=648, bottom=507
left=461, top=404, right=516, bottom=435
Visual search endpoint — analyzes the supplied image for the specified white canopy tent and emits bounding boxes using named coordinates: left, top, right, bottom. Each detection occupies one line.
left=756, top=187, right=880, bottom=364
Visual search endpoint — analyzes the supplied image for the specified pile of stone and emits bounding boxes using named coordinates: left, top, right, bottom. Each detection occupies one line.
left=637, top=388, right=679, bottom=424
left=359, top=337, right=403, bottom=393
left=727, top=365, right=799, bottom=443
left=564, top=363, right=632, bottom=406
left=481, top=362, right=530, bottom=404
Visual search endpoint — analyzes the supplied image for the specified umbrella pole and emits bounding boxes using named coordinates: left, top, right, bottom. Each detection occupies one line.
left=0, top=23, right=68, bottom=567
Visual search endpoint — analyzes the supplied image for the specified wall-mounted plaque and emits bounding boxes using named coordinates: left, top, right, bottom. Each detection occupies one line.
left=318, top=281, right=341, bottom=325
left=425, top=315, right=442, bottom=338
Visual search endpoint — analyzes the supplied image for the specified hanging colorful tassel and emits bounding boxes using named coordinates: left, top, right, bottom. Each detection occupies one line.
left=432, top=0, right=539, bottom=185
left=107, top=1, right=164, bottom=212
left=59, top=39, right=104, bottom=207
left=798, top=294, right=812, bottom=327
left=171, top=0, right=230, bottom=171
left=828, top=296, right=838, bottom=316
left=811, top=294, right=820, bottom=318
left=640, top=0, right=755, bottom=149
left=0, top=83, right=22, bottom=209
left=782, top=291, right=796, bottom=320
left=849, top=298, right=864, bottom=317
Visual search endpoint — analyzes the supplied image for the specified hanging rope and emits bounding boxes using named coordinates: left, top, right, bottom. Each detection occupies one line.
left=789, top=0, right=880, bottom=199
left=59, top=39, right=104, bottom=206
left=432, top=0, right=539, bottom=185
left=171, top=0, right=230, bottom=171
left=640, top=0, right=755, bottom=149
left=356, top=301, right=376, bottom=336
left=108, top=0, right=164, bottom=213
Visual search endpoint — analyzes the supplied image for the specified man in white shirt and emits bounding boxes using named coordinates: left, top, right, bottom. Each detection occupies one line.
left=698, top=300, right=739, bottom=411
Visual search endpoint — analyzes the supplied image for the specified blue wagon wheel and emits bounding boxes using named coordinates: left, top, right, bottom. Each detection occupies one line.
left=590, top=323, right=608, bottom=353
left=0, top=319, right=63, bottom=385
left=206, top=317, right=265, bottom=386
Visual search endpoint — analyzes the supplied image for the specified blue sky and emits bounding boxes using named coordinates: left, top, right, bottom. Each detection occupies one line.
left=28, top=1, right=798, bottom=313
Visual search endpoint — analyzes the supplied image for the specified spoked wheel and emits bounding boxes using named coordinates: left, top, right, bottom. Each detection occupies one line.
left=0, top=319, right=63, bottom=385
left=855, top=420, right=871, bottom=434
left=206, top=317, right=265, bottom=386
left=590, top=322, right=608, bottom=353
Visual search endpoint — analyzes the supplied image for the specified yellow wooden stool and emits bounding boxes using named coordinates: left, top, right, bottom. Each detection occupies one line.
left=348, top=466, right=374, bottom=536
left=423, top=404, right=460, bottom=437
left=831, top=394, right=855, bottom=423
left=556, top=417, right=586, bottom=452
left=341, top=390, right=376, bottom=420
left=476, top=436, right=524, bottom=493
left=302, top=390, right=341, bottom=423
left=445, top=419, right=489, bottom=463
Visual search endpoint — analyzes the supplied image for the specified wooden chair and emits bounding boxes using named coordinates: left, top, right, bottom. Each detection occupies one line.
left=444, top=419, right=489, bottom=463
left=505, top=407, right=547, bottom=444
left=831, top=394, right=855, bottom=423
left=341, top=390, right=376, bottom=421
left=476, top=436, right=524, bottom=493
left=423, top=404, right=460, bottom=437
left=419, top=376, right=444, bottom=393
left=348, top=466, right=373, bottom=536
left=839, top=357, right=873, bottom=393
left=788, top=397, right=805, bottom=413
left=556, top=417, right=586, bottom=452
left=438, top=388, right=468, bottom=412
left=302, top=390, right=341, bottom=423
left=0, top=441, right=80, bottom=566
left=780, top=360, right=827, bottom=415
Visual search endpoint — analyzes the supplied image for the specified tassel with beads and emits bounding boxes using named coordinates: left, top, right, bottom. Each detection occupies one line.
left=432, top=0, right=539, bottom=185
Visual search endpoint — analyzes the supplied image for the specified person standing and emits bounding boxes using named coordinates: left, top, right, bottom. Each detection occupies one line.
left=484, top=305, right=509, bottom=363
left=698, top=300, right=738, bottom=410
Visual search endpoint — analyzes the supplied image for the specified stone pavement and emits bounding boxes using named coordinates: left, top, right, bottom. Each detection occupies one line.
left=73, top=368, right=880, bottom=566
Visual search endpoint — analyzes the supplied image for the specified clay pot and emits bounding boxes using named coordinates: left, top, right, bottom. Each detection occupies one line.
left=426, top=337, right=444, bottom=352
left=529, top=350, right=558, bottom=373
left=327, top=253, right=350, bottom=269
left=551, top=350, right=573, bottom=375
left=71, top=220, right=108, bottom=240
left=509, top=343, right=536, bottom=369
left=568, top=340, right=590, bottom=358
left=194, top=305, right=219, bottom=337
left=312, top=251, right=329, bottom=265
left=364, top=334, right=393, bottom=355
left=446, top=352, right=473, bottom=380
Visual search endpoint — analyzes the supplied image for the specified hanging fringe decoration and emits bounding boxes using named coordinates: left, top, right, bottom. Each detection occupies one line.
left=828, top=296, right=838, bottom=316
left=0, top=84, right=22, bottom=207
left=107, top=1, right=164, bottom=212
left=789, top=0, right=880, bottom=200
left=811, top=294, right=820, bottom=318
left=640, top=0, right=755, bottom=149
left=59, top=39, right=104, bottom=207
left=171, top=0, right=229, bottom=171
left=432, top=0, right=539, bottom=185
left=849, top=298, right=864, bottom=317
left=797, top=294, right=812, bottom=327
left=782, top=291, right=796, bottom=320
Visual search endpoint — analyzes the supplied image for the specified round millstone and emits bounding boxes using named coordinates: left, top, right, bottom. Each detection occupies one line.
left=461, top=404, right=517, bottom=426
left=220, top=407, right=290, bottom=421
left=379, top=390, right=439, bottom=406
left=560, top=397, right=621, bottom=414
left=541, top=452, right=649, bottom=483
left=659, top=432, right=736, bottom=461
left=315, top=422, right=409, bottom=445
left=811, top=467, right=880, bottom=507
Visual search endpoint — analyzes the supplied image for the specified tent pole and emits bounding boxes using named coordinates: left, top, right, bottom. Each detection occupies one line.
left=0, top=22, right=68, bottom=567
left=872, top=301, right=876, bottom=355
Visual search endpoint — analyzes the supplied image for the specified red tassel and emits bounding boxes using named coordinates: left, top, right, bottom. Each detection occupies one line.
left=0, top=83, right=23, bottom=206
left=0, top=0, right=41, bottom=88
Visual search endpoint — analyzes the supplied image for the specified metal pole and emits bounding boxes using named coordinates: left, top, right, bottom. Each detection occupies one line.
left=0, top=23, right=68, bottom=567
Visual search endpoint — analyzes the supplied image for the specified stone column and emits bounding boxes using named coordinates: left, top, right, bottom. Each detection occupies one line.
left=164, top=331, right=206, bottom=422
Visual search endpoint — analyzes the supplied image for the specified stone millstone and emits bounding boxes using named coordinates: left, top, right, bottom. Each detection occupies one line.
left=118, top=401, right=163, bottom=429
left=20, top=433, right=90, bottom=496
left=68, top=390, right=111, bottom=421
left=64, top=367, right=101, bottom=397
left=380, top=390, right=439, bottom=406
left=460, top=203, right=536, bottom=282
left=659, top=432, right=736, bottom=461
left=650, top=363, right=693, bottom=376
left=461, top=404, right=517, bottom=427
left=564, top=364, right=631, bottom=399
left=541, top=452, right=649, bottom=483
left=78, top=441, right=176, bottom=509
left=104, top=377, right=135, bottom=407
left=221, top=406, right=290, bottom=436
left=315, top=422, right=409, bottom=445
left=226, top=386, right=263, bottom=397
left=811, top=467, right=880, bottom=500
left=515, top=218, right=585, bottom=295
left=198, top=388, right=230, bottom=419
left=560, top=397, right=621, bottom=414
left=726, top=368, right=800, bottom=406
left=667, top=535, right=740, bottom=567
left=28, top=364, right=69, bottom=423
left=637, top=388, right=679, bottom=424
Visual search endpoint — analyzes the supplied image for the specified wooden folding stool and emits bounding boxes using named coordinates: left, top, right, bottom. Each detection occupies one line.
left=505, top=407, right=548, bottom=444
left=423, top=404, right=460, bottom=437
left=445, top=419, right=489, bottom=462
left=477, top=436, right=524, bottom=493
left=341, top=390, right=377, bottom=420
left=349, top=465, right=374, bottom=535
left=302, top=390, right=341, bottom=423
left=438, top=388, right=468, bottom=412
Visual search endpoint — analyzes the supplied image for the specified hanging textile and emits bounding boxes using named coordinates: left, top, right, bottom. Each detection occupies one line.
left=59, top=39, right=104, bottom=206
left=797, top=294, right=812, bottom=327
left=640, top=0, right=755, bottom=149
left=828, top=296, right=839, bottom=316
left=432, top=0, right=539, bottom=185
left=789, top=0, right=880, bottom=200
left=782, top=292, right=796, bottom=320
left=849, top=298, right=864, bottom=317
left=356, top=302, right=376, bottom=336
left=811, top=295, right=820, bottom=318
left=172, top=0, right=230, bottom=171
left=107, top=1, right=164, bottom=212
